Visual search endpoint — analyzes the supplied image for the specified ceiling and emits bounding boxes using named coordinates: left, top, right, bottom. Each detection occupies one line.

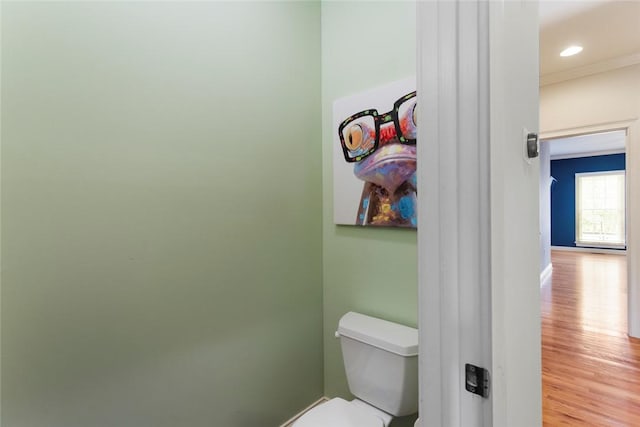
left=539, top=1, right=640, bottom=77
left=545, top=130, right=626, bottom=159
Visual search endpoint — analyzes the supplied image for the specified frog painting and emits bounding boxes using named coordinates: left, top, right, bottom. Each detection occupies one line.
left=333, top=78, right=417, bottom=228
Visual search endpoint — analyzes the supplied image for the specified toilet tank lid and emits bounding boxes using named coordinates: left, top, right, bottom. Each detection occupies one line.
left=337, top=312, right=418, bottom=357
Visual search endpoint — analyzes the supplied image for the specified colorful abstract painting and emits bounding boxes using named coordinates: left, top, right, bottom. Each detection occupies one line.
left=333, top=78, right=417, bottom=228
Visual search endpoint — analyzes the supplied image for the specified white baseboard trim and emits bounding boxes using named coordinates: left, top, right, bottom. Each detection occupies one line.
left=280, top=397, right=329, bottom=427
left=540, top=263, right=553, bottom=286
left=551, top=245, right=627, bottom=255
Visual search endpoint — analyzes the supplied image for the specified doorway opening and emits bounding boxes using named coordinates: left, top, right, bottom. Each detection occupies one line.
left=541, top=129, right=627, bottom=259
left=539, top=129, right=640, bottom=425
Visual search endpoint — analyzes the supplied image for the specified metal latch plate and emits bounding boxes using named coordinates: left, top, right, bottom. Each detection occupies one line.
left=465, top=363, right=490, bottom=398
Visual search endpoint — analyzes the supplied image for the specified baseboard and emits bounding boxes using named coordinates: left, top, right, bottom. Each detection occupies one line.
left=280, top=397, right=329, bottom=427
left=540, top=263, right=553, bottom=287
left=551, top=246, right=627, bottom=255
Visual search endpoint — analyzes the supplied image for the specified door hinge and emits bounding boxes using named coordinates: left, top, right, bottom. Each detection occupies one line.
left=465, top=363, right=490, bottom=398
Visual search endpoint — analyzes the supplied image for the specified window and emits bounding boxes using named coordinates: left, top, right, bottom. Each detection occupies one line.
left=576, top=171, right=626, bottom=248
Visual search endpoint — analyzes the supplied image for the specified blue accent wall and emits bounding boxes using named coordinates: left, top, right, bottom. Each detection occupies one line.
left=550, top=153, right=626, bottom=248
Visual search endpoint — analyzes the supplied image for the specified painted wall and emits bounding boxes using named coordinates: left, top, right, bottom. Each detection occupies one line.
left=540, top=143, right=551, bottom=271
left=321, top=3, right=417, bottom=426
left=550, top=154, right=626, bottom=248
left=1, top=3, right=323, bottom=426
left=540, top=64, right=640, bottom=335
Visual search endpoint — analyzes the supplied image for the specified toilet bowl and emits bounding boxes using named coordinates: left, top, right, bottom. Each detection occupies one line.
left=293, top=312, right=418, bottom=427
left=292, top=398, right=391, bottom=427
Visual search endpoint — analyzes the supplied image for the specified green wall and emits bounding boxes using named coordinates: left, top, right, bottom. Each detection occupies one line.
left=2, top=2, right=419, bottom=426
left=1, top=2, right=322, bottom=426
left=321, top=2, right=418, bottom=426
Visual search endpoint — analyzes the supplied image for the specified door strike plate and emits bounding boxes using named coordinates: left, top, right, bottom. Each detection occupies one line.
left=527, top=132, right=539, bottom=159
left=465, top=363, right=490, bottom=398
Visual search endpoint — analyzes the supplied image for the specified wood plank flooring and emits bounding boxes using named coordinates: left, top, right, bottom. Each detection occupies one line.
left=543, top=250, right=640, bottom=426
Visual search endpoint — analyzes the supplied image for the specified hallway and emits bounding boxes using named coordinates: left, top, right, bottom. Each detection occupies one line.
left=542, top=251, right=640, bottom=425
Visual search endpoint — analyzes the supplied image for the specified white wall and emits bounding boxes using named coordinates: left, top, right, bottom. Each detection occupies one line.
left=540, top=63, right=640, bottom=336
left=540, top=65, right=640, bottom=128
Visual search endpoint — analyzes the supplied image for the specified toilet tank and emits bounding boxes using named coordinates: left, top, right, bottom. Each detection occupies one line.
left=337, top=312, right=418, bottom=417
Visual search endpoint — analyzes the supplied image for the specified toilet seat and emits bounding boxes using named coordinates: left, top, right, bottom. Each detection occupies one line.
left=293, top=398, right=384, bottom=427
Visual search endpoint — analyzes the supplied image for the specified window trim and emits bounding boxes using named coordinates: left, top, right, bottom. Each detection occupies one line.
left=575, top=170, right=626, bottom=249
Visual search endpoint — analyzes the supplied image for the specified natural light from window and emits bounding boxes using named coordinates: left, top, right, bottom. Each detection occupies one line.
left=576, top=171, right=626, bottom=248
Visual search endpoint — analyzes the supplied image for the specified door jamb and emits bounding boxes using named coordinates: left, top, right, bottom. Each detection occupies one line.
left=417, top=1, right=492, bottom=426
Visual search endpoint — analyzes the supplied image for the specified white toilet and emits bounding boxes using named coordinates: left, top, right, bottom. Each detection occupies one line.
left=293, top=311, right=418, bottom=427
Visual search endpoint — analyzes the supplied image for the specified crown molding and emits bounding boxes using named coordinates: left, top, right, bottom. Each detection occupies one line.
left=540, top=52, right=640, bottom=87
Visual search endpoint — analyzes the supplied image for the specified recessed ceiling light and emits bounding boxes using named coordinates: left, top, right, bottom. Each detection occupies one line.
left=560, top=46, right=583, bottom=57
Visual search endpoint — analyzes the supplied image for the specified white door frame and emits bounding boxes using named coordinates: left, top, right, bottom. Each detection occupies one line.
left=417, top=1, right=542, bottom=426
left=417, top=1, right=492, bottom=426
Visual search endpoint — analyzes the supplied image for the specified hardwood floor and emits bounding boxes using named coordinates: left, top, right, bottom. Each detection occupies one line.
left=542, top=250, right=640, bottom=426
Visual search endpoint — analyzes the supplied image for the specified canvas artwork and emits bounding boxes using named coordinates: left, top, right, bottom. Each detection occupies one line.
left=333, top=77, right=417, bottom=228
